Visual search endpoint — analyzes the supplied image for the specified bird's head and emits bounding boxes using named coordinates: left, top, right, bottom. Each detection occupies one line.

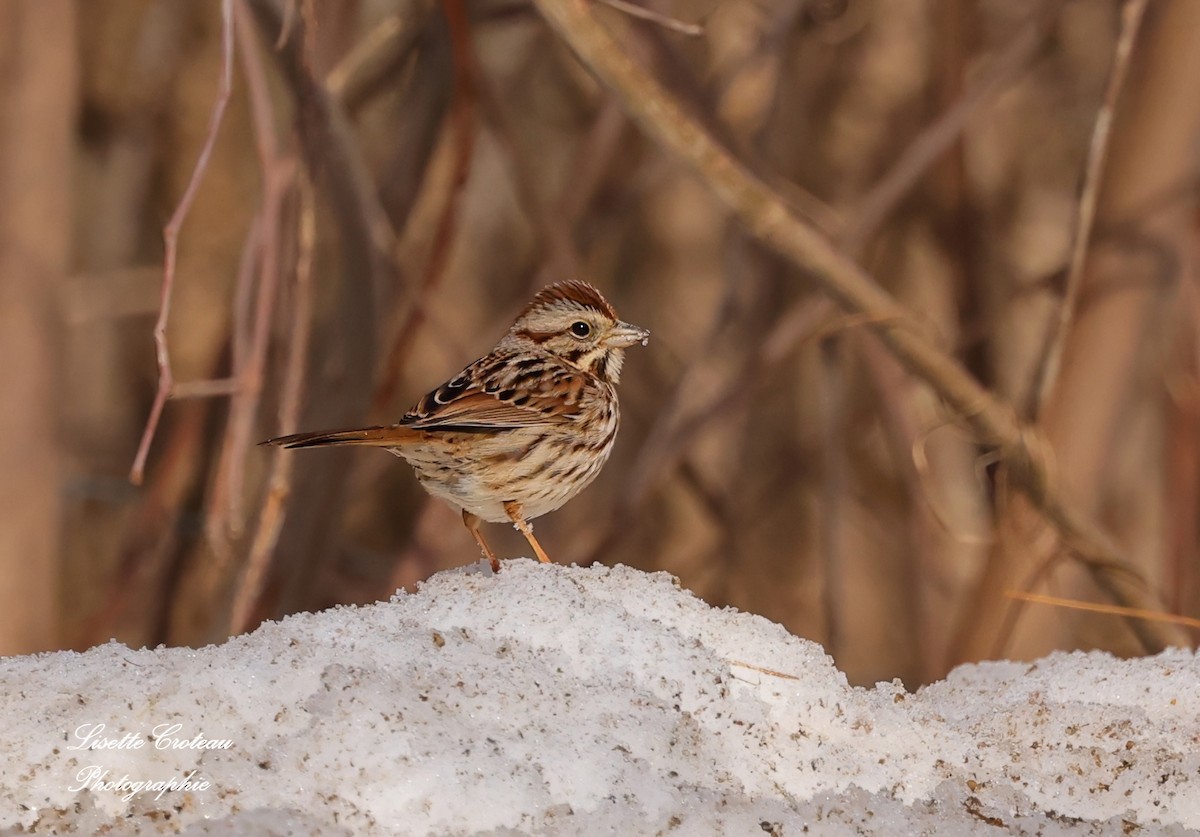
left=504, top=280, right=649, bottom=384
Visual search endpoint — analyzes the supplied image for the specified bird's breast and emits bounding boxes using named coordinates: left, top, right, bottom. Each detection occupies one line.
left=394, top=397, right=620, bottom=523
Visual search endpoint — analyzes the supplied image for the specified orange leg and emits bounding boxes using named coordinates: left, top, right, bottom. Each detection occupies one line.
left=462, top=509, right=501, bottom=573
left=503, top=501, right=553, bottom=564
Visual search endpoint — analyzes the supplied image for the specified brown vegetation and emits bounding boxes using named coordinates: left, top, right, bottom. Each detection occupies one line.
left=1, top=0, right=1197, bottom=686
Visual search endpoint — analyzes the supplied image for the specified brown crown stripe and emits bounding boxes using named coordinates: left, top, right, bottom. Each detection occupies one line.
left=519, top=280, right=618, bottom=320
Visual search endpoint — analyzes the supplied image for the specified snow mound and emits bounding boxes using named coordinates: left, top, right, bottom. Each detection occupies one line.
left=0, top=561, right=1196, bottom=835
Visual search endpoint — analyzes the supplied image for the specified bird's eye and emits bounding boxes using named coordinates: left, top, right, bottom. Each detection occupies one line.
left=569, top=321, right=591, bottom=338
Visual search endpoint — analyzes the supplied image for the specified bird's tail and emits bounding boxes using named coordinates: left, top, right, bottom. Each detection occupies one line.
left=262, top=426, right=418, bottom=449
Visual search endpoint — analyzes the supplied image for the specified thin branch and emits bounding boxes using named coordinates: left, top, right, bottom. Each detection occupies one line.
left=232, top=177, right=317, bottom=633
left=1005, top=590, right=1200, bottom=632
left=129, top=0, right=236, bottom=486
left=727, top=660, right=800, bottom=682
left=553, top=98, right=626, bottom=230
left=231, top=215, right=264, bottom=374
left=213, top=1, right=297, bottom=539
left=326, top=3, right=441, bottom=115
left=388, top=495, right=447, bottom=592
left=172, top=378, right=242, bottom=399
left=474, top=50, right=583, bottom=280
left=989, top=529, right=1068, bottom=659
left=857, top=335, right=944, bottom=680
left=601, top=3, right=1058, bottom=633
left=1032, top=0, right=1150, bottom=413
left=246, top=0, right=401, bottom=298
left=577, top=290, right=835, bottom=567
left=818, top=338, right=846, bottom=657
left=202, top=212, right=263, bottom=553
left=85, top=369, right=222, bottom=646
left=628, top=297, right=834, bottom=511
left=326, top=13, right=407, bottom=96
left=530, top=0, right=1188, bottom=651
left=601, top=295, right=901, bottom=564
left=371, top=0, right=477, bottom=415
left=276, top=0, right=296, bottom=48
left=532, top=94, right=628, bottom=288
left=842, top=0, right=1064, bottom=254
left=596, top=0, right=703, bottom=37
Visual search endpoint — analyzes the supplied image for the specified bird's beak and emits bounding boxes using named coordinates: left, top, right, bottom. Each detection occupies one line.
left=604, top=322, right=650, bottom=348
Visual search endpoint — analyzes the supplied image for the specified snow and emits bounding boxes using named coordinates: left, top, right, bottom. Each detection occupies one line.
left=0, top=561, right=1196, bottom=835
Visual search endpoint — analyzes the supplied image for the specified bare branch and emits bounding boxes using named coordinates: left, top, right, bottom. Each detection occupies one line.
left=474, top=53, right=583, bottom=281
left=818, top=339, right=847, bottom=657
left=212, top=0, right=297, bottom=539
left=596, top=0, right=703, bottom=37
left=371, top=0, right=478, bottom=415
left=1032, top=0, right=1150, bottom=412
left=530, top=0, right=1188, bottom=651
left=232, top=177, right=317, bottom=634
left=843, top=1, right=1064, bottom=254
left=245, top=0, right=400, bottom=297
left=129, top=0, right=236, bottom=486
left=1005, top=590, right=1200, bottom=632
left=326, top=3, right=440, bottom=112
left=326, top=14, right=407, bottom=96
left=172, top=379, right=242, bottom=399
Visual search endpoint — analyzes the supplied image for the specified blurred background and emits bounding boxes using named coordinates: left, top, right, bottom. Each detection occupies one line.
left=1, top=0, right=1197, bottom=687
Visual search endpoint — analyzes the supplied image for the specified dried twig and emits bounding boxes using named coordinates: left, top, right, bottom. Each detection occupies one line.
left=372, top=0, right=478, bottom=414
left=246, top=0, right=400, bottom=296
left=171, top=379, right=242, bottom=399
left=553, top=99, right=626, bottom=232
left=953, top=0, right=1200, bottom=663
left=530, top=0, right=1188, bottom=651
left=596, top=0, right=703, bottom=37
left=1164, top=305, right=1200, bottom=617
left=842, top=0, right=1064, bottom=254
left=232, top=178, right=317, bottom=633
left=326, top=13, right=407, bottom=96
left=129, top=0, right=236, bottom=486
left=85, top=370, right=222, bottom=646
left=578, top=291, right=835, bottom=567
left=728, top=659, right=800, bottom=682
left=1032, top=0, right=1150, bottom=412
left=908, top=418, right=994, bottom=548
left=231, top=215, right=264, bottom=375
left=989, top=529, right=1067, bottom=659
left=326, top=2, right=442, bottom=114
left=244, top=0, right=389, bottom=614
left=531, top=95, right=628, bottom=289
left=473, top=46, right=583, bottom=280
left=1005, top=590, right=1200, bottom=632
left=598, top=4, right=1060, bottom=660
left=211, top=1, right=297, bottom=541
left=612, top=299, right=912, bottom=539
left=857, top=336, right=945, bottom=679
left=818, top=339, right=846, bottom=657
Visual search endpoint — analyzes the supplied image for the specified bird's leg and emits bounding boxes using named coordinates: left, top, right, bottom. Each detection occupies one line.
left=502, top=501, right=552, bottom=564
left=462, top=509, right=501, bottom=573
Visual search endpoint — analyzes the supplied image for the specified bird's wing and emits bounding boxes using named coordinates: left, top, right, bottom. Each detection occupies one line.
left=399, top=352, right=591, bottom=431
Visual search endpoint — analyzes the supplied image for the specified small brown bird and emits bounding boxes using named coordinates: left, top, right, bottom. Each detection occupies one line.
left=265, top=281, right=648, bottom=572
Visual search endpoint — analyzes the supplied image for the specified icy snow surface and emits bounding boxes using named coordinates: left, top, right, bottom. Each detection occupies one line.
left=0, top=561, right=1196, bottom=835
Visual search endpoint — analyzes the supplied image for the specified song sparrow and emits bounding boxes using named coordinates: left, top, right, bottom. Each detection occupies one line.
left=265, top=281, right=649, bottom=572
